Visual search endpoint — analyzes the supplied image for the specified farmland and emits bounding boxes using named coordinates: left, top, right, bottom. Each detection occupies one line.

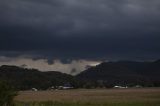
left=14, top=88, right=160, bottom=106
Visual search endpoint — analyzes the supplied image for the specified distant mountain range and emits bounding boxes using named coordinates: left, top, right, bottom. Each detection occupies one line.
left=0, top=65, right=78, bottom=90
left=77, top=60, right=160, bottom=87
left=0, top=60, right=160, bottom=90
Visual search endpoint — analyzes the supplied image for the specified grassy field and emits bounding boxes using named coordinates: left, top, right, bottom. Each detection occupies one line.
left=14, top=88, right=160, bottom=106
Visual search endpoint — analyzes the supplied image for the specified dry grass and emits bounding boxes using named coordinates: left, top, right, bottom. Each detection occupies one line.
left=15, top=88, right=160, bottom=104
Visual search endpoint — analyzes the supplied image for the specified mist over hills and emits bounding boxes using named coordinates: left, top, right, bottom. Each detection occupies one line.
left=0, top=60, right=160, bottom=90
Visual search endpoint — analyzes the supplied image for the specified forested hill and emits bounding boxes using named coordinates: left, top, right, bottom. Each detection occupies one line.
left=77, top=60, right=160, bottom=87
left=0, top=65, right=77, bottom=90
left=1, top=60, right=160, bottom=90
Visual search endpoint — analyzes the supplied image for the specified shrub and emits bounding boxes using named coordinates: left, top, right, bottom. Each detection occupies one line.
left=0, top=81, right=17, bottom=106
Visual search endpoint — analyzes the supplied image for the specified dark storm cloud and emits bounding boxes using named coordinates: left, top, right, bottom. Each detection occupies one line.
left=0, top=0, right=160, bottom=62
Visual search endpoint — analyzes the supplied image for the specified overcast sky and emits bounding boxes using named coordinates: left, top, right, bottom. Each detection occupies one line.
left=0, top=0, right=160, bottom=74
